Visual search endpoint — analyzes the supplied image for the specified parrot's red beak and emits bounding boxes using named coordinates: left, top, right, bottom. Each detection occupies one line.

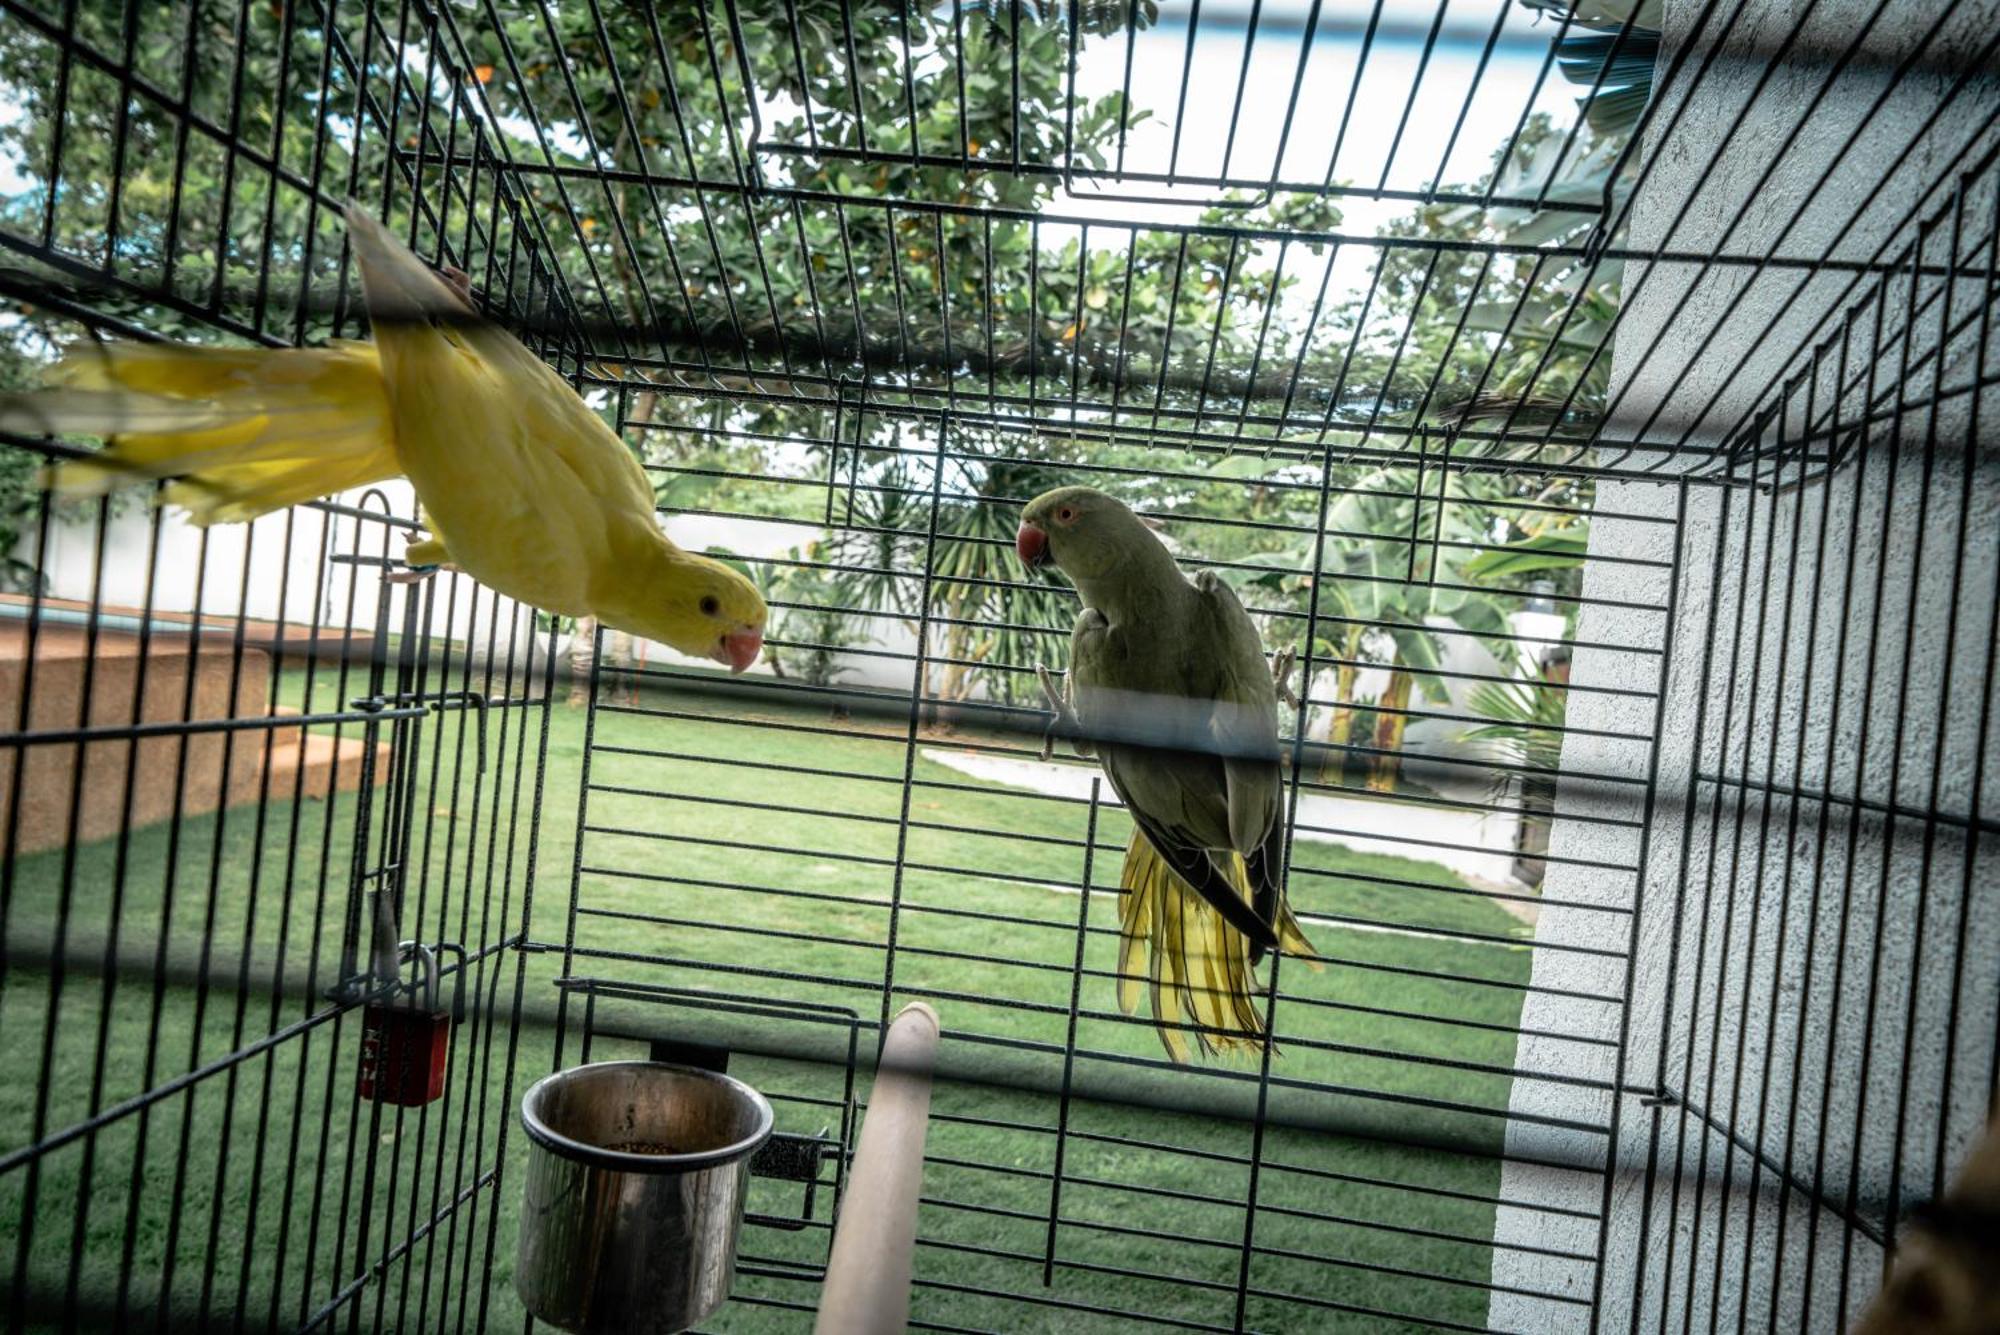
left=1016, top=521, right=1050, bottom=571
left=717, top=628, right=762, bottom=674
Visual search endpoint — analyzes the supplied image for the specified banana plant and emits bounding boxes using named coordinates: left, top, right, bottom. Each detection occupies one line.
left=1460, top=661, right=1571, bottom=886
left=1403, top=0, right=1662, bottom=424
left=1242, top=465, right=1515, bottom=791
left=1520, top=0, right=1663, bottom=140
left=1456, top=528, right=1589, bottom=582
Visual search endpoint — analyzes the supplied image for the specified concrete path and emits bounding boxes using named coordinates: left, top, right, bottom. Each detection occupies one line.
left=921, top=747, right=1528, bottom=888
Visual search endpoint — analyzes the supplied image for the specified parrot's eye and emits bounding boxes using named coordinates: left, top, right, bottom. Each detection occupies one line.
left=699, top=595, right=720, bottom=617
left=1055, top=506, right=1078, bottom=525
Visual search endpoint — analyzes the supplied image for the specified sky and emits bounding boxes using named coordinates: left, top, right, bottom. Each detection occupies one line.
left=1049, top=0, right=1584, bottom=317
left=1067, top=0, right=1576, bottom=209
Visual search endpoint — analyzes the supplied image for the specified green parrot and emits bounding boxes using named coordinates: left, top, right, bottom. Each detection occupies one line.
left=1017, top=485, right=1318, bottom=1062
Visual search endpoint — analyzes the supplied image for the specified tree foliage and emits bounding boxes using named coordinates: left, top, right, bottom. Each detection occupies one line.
left=0, top=0, right=1641, bottom=725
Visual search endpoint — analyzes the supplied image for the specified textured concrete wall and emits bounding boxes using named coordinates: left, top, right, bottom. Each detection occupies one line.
left=1485, top=476, right=1681, bottom=1333
left=1489, top=0, right=2000, bottom=1329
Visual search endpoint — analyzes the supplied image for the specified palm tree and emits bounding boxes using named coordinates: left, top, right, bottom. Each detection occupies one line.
left=1242, top=464, right=1518, bottom=791
left=804, top=441, right=1078, bottom=714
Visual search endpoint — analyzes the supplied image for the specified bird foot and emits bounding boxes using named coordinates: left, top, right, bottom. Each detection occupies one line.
left=385, top=529, right=459, bottom=583
left=434, top=264, right=476, bottom=311
left=1272, top=646, right=1301, bottom=710
left=1035, top=664, right=1079, bottom=763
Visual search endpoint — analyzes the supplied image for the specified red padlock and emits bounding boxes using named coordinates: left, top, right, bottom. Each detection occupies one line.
left=359, top=942, right=459, bottom=1106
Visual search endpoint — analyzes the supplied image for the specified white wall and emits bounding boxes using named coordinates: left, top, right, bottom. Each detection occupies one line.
left=19, top=479, right=553, bottom=667
left=1485, top=480, right=1676, bottom=1329
left=13, top=489, right=883, bottom=685
left=1490, top=0, right=2000, bottom=1328
left=31, top=484, right=392, bottom=632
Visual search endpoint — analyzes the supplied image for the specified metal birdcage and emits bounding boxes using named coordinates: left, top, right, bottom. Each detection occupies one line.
left=0, top=0, right=1993, bottom=1331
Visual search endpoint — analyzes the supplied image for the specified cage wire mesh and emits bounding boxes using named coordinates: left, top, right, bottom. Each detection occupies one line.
left=0, top=0, right=1993, bottom=1332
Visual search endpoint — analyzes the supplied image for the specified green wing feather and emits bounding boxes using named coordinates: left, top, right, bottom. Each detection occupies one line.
left=1068, top=557, right=1322, bottom=1063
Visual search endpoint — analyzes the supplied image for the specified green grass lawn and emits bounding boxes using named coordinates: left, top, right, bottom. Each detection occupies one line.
left=0, top=667, right=1542, bottom=1332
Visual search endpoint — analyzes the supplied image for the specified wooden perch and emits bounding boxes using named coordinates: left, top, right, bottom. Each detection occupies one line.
left=814, top=1002, right=941, bottom=1335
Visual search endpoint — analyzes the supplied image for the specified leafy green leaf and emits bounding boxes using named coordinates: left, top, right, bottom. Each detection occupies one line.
left=1459, top=532, right=1589, bottom=581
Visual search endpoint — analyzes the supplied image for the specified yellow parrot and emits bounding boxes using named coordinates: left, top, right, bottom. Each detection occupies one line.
left=0, top=203, right=766, bottom=673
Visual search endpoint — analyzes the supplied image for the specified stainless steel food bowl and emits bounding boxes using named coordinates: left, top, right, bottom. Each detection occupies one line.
left=514, top=1061, right=774, bottom=1334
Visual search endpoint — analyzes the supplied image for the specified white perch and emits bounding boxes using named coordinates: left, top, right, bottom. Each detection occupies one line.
left=813, top=1002, right=941, bottom=1335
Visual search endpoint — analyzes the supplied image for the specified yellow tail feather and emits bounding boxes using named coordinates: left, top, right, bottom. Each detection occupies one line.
left=1115, top=830, right=1320, bottom=1063
left=5, top=340, right=399, bottom=525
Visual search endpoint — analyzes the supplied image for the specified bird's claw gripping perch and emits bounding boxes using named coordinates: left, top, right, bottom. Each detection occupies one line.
left=385, top=529, right=458, bottom=585
left=1272, top=646, right=1300, bottom=710
left=1035, top=664, right=1078, bottom=763
left=435, top=264, right=476, bottom=311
